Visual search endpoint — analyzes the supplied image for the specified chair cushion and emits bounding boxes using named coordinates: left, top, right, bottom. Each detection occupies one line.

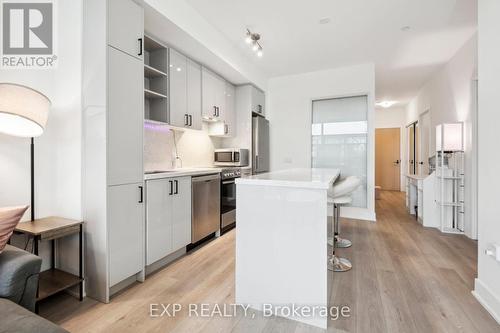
left=0, top=298, right=68, bottom=333
left=0, top=206, right=28, bottom=253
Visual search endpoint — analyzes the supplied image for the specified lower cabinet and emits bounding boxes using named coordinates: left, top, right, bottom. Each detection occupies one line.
left=108, top=183, right=144, bottom=286
left=146, top=176, right=192, bottom=265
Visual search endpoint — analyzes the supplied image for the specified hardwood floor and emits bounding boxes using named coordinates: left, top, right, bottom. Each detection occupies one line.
left=40, top=190, right=499, bottom=332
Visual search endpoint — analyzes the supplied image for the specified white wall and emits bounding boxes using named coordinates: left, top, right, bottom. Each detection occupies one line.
left=474, top=0, right=500, bottom=324
left=375, top=107, right=407, bottom=191
left=0, top=0, right=82, bottom=272
left=405, top=35, right=477, bottom=239
left=267, top=63, right=376, bottom=221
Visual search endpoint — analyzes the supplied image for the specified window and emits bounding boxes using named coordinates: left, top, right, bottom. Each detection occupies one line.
left=312, top=96, right=368, bottom=208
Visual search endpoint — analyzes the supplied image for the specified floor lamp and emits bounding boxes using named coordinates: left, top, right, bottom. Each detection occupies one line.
left=0, top=83, right=51, bottom=221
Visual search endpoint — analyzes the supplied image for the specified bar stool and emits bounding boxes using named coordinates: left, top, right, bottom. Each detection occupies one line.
left=327, top=176, right=361, bottom=248
left=327, top=176, right=361, bottom=272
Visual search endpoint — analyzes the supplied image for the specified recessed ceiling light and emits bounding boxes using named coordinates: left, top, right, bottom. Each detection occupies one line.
left=319, top=17, right=331, bottom=25
left=376, top=101, right=398, bottom=108
left=401, top=26, right=411, bottom=31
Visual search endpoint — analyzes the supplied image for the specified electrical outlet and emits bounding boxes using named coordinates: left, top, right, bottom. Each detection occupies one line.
left=485, top=244, right=500, bottom=262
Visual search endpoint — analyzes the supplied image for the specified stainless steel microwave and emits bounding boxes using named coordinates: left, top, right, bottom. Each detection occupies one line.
left=214, top=148, right=249, bottom=167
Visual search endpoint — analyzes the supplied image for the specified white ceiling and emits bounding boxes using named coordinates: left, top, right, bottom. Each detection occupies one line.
left=185, top=0, right=477, bottom=106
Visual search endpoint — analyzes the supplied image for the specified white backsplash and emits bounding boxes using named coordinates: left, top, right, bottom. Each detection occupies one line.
left=144, top=121, right=220, bottom=172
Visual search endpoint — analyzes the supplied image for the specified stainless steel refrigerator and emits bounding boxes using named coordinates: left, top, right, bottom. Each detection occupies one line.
left=252, top=116, right=270, bottom=174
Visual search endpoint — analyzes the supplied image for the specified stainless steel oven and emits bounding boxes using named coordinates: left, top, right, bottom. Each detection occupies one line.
left=220, top=168, right=241, bottom=230
left=214, top=148, right=249, bottom=167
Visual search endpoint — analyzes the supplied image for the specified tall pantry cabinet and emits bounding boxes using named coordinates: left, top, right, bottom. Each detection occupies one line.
left=83, top=0, right=145, bottom=303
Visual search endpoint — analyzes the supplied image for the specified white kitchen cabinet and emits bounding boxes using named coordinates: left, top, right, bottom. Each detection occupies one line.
left=202, top=67, right=226, bottom=121
left=169, top=50, right=202, bottom=130
left=208, top=82, right=235, bottom=137
left=108, top=183, right=144, bottom=286
left=251, top=85, right=265, bottom=116
left=107, top=46, right=144, bottom=186
left=187, top=59, right=202, bottom=130
left=145, top=178, right=173, bottom=265
left=108, top=0, right=143, bottom=60
left=171, top=177, right=192, bottom=250
left=146, top=176, right=192, bottom=266
left=169, top=49, right=188, bottom=128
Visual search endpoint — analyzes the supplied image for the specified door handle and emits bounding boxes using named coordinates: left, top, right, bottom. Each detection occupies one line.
left=394, top=160, right=400, bottom=165
left=138, top=186, right=143, bottom=203
left=174, top=180, right=178, bottom=194
left=224, top=124, right=228, bottom=134
left=418, top=161, right=424, bottom=165
left=184, top=114, right=189, bottom=126
left=189, top=115, right=192, bottom=126
left=255, top=156, right=259, bottom=170
left=169, top=180, right=173, bottom=195
left=258, top=104, right=262, bottom=113
left=138, top=38, right=143, bottom=56
left=213, top=106, right=217, bottom=116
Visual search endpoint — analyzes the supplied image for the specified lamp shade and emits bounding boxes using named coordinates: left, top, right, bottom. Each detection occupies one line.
left=436, top=122, right=463, bottom=152
left=0, top=83, right=51, bottom=137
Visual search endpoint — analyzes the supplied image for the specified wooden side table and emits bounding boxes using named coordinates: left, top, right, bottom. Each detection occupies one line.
left=15, top=217, right=84, bottom=312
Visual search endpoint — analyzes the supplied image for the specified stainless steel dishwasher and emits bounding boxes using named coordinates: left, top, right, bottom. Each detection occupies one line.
left=191, top=173, right=221, bottom=243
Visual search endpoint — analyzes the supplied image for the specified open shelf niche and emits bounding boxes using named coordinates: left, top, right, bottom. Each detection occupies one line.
left=144, top=35, right=169, bottom=123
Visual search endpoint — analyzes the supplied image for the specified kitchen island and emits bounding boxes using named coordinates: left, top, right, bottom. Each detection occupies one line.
left=235, top=168, right=340, bottom=329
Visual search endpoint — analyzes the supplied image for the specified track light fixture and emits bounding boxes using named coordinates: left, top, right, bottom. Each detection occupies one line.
left=245, top=29, right=263, bottom=57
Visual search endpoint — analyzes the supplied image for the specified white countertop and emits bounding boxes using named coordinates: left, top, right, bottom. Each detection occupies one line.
left=406, top=174, right=428, bottom=180
left=235, top=168, right=340, bottom=189
left=144, top=167, right=222, bottom=180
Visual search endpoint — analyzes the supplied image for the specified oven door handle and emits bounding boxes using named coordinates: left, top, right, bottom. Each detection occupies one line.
left=222, top=180, right=236, bottom=185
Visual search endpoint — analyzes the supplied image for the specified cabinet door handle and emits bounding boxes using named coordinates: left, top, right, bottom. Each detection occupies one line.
left=224, top=124, right=228, bottom=134
left=138, top=186, right=143, bottom=203
left=189, top=115, right=192, bottom=126
left=138, top=38, right=143, bottom=56
left=174, top=180, right=178, bottom=194
left=213, top=106, right=217, bottom=116
left=255, top=156, right=259, bottom=170
left=184, top=114, right=189, bottom=126
left=169, top=180, right=173, bottom=195
left=258, top=104, right=262, bottom=113
left=217, top=107, right=220, bottom=117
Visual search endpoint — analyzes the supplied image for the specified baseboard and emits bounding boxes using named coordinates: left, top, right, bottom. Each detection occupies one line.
left=340, top=207, right=376, bottom=222
left=473, top=278, right=500, bottom=324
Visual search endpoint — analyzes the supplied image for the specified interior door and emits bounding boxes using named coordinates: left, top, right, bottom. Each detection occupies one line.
left=418, top=111, right=430, bottom=175
left=375, top=128, right=401, bottom=191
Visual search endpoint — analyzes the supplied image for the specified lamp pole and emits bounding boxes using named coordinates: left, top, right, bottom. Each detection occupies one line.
left=31, top=138, right=35, bottom=221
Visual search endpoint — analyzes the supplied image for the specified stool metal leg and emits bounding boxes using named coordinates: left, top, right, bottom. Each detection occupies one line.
left=334, top=203, right=352, bottom=248
left=328, top=206, right=352, bottom=272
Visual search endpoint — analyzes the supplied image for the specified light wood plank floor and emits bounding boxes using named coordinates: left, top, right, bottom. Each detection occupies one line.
left=40, top=191, right=499, bottom=332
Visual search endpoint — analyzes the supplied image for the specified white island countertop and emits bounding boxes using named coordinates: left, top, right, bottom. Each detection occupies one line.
left=236, top=168, right=340, bottom=189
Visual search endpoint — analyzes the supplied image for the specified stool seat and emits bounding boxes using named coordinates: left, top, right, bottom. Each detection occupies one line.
left=328, top=176, right=362, bottom=199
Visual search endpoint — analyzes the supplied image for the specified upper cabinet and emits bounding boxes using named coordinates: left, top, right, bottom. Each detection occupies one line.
left=143, top=36, right=168, bottom=123
left=108, top=0, right=144, bottom=60
left=169, top=49, right=187, bottom=128
left=251, top=86, right=265, bottom=116
left=186, top=59, right=202, bottom=130
left=202, top=67, right=226, bottom=121
left=169, top=50, right=202, bottom=130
